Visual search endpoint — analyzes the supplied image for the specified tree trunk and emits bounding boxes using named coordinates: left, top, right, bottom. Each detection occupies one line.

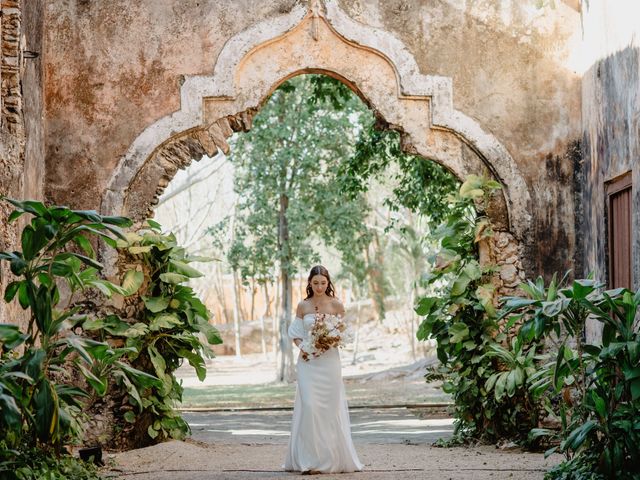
left=235, top=276, right=247, bottom=323
left=250, top=276, right=256, bottom=322
left=232, top=269, right=242, bottom=358
left=365, top=239, right=385, bottom=321
left=273, top=271, right=280, bottom=362
left=260, top=282, right=270, bottom=359
left=409, top=288, right=416, bottom=361
left=352, top=298, right=362, bottom=366
left=277, top=192, right=294, bottom=383
left=214, top=267, right=230, bottom=323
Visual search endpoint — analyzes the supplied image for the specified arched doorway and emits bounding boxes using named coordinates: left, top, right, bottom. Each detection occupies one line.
left=102, top=0, right=530, bottom=257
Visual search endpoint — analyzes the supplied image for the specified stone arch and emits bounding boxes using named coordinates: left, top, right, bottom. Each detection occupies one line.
left=102, top=0, right=530, bottom=287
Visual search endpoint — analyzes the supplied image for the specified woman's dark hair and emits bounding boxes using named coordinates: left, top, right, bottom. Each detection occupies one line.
left=304, top=265, right=336, bottom=299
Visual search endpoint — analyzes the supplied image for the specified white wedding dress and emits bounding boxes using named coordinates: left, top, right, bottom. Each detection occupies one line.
left=284, top=313, right=363, bottom=474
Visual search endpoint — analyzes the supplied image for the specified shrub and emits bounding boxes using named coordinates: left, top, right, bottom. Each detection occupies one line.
left=0, top=199, right=155, bottom=477
left=503, top=277, right=640, bottom=478
left=416, top=175, right=543, bottom=443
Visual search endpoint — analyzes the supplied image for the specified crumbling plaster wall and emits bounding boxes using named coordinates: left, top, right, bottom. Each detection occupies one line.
left=578, top=1, right=640, bottom=342
left=43, top=0, right=582, bottom=279
left=0, top=0, right=45, bottom=325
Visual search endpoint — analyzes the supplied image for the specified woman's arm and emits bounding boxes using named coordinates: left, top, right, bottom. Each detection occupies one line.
left=291, top=302, right=305, bottom=347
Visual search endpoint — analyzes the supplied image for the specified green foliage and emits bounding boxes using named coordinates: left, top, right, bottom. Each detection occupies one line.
left=337, top=117, right=459, bottom=229
left=415, top=175, right=541, bottom=442
left=544, top=453, right=605, bottom=480
left=110, top=222, right=223, bottom=442
left=503, top=276, right=640, bottom=478
left=225, top=74, right=372, bottom=284
left=0, top=442, right=100, bottom=480
left=0, top=198, right=151, bottom=473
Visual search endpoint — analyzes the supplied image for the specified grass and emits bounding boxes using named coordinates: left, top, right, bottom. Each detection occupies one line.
left=180, top=380, right=451, bottom=409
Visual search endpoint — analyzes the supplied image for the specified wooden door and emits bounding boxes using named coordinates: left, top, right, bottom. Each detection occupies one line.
left=606, top=172, right=632, bottom=289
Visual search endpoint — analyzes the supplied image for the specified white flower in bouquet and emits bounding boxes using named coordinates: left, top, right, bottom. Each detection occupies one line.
left=300, top=312, right=354, bottom=361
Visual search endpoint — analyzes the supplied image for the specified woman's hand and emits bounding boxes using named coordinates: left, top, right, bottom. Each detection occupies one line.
left=294, top=338, right=309, bottom=362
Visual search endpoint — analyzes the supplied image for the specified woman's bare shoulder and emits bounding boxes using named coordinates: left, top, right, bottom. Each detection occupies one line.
left=331, top=297, right=345, bottom=313
left=296, top=299, right=311, bottom=315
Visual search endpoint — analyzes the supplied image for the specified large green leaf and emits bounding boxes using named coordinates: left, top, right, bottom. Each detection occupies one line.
left=494, top=372, right=507, bottom=400
left=541, top=300, right=563, bottom=317
left=450, top=273, right=471, bottom=297
left=459, top=175, right=484, bottom=199
left=415, top=296, right=437, bottom=316
left=22, top=225, right=50, bottom=260
left=563, top=420, right=597, bottom=451
left=169, top=260, right=204, bottom=278
left=146, top=219, right=162, bottom=230
left=0, top=391, right=22, bottom=428
left=462, top=260, right=481, bottom=281
left=506, top=370, right=517, bottom=397
left=591, top=391, right=607, bottom=419
left=9, top=254, right=27, bottom=276
left=71, top=209, right=102, bottom=222
left=73, top=234, right=95, bottom=257
left=113, top=370, right=142, bottom=410
left=565, top=279, right=597, bottom=300
left=124, top=322, right=149, bottom=337
left=100, top=315, right=133, bottom=336
left=485, top=372, right=499, bottom=392
left=553, top=344, right=565, bottom=390
left=121, top=270, right=144, bottom=295
left=33, top=284, right=53, bottom=334
left=149, top=313, right=182, bottom=331
left=196, top=322, right=223, bottom=345
left=55, top=252, right=103, bottom=270
left=143, top=296, right=170, bottom=313
left=159, top=272, right=189, bottom=284
left=177, top=348, right=206, bottom=381
left=77, top=363, right=107, bottom=396
left=0, top=323, right=28, bottom=350
left=146, top=346, right=172, bottom=394
left=33, top=379, right=58, bottom=442
left=3, top=198, right=48, bottom=217
left=449, top=323, right=469, bottom=343
left=100, top=215, right=133, bottom=227
left=115, top=361, right=162, bottom=389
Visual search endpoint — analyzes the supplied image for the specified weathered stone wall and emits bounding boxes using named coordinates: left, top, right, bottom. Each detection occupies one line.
left=0, top=0, right=45, bottom=326
left=43, top=0, right=582, bottom=281
left=578, top=1, right=640, bottom=342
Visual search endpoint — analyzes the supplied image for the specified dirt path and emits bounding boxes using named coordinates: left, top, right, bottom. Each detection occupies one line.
left=103, top=441, right=560, bottom=479
left=102, top=408, right=561, bottom=479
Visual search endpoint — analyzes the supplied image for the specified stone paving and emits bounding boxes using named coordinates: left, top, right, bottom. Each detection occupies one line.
left=183, top=408, right=454, bottom=445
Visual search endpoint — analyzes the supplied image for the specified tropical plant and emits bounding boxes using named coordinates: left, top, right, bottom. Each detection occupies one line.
left=416, top=176, right=524, bottom=439
left=414, top=174, right=542, bottom=442
left=93, top=221, right=223, bottom=448
left=502, top=275, right=640, bottom=478
left=0, top=198, right=155, bottom=477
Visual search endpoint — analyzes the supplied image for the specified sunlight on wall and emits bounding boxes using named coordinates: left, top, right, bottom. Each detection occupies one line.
left=576, top=0, right=640, bottom=74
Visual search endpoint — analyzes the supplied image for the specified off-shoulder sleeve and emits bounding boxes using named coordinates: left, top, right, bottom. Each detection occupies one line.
left=287, top=316, right=305, bottom=340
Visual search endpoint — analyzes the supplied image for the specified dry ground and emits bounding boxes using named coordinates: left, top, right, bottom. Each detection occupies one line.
left=102, top=439, right=561, bottom=480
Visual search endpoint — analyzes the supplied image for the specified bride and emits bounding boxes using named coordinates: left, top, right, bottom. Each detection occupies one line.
left=284, top=265, right=364, bottom=475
